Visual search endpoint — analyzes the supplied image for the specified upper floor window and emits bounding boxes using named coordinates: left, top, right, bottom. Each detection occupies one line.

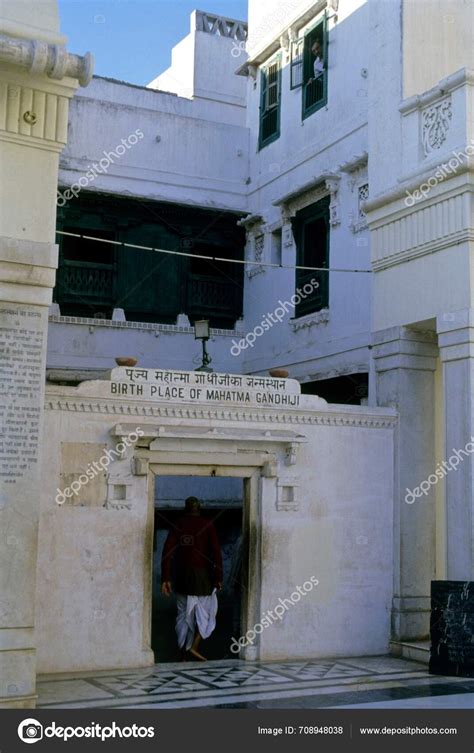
left=259, top=54, right=281, bottom=149
left=291, top=14, right=328, bottom=119
left=291, top=196, right=330, bottom=317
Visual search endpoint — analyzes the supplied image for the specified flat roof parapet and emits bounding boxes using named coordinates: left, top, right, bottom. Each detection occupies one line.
left=193, top=9, right=247, bottom=41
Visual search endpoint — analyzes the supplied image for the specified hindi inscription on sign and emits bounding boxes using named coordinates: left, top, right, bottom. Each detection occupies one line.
left=0, top=306, right=45, bottom=486
left=107, top=368, right=301, bottom=407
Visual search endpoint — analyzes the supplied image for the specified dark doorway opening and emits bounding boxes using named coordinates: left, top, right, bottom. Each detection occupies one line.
left=301, top=372, right=369, bottom=405
left=152, top=476, right=244, bottom=662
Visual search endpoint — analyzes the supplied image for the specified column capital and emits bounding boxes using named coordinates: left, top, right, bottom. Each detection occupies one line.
left=372, top=326, right=438, bottom=372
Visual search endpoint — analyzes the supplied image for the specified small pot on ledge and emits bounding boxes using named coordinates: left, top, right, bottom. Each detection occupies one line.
left=115, top=357, right=138, bottom=367
left=269, top=368, right=289, bottom=378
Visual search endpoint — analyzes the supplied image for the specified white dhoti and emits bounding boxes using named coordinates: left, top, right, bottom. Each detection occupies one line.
left=176, top=590, right=218, bottom=650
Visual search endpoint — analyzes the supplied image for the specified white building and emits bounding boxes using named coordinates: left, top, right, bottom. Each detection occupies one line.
left=48, top=0, right=474, bottom=648
left=1, top=0, right=473, bottom=708
left=50, top=5, right=371, bottom=405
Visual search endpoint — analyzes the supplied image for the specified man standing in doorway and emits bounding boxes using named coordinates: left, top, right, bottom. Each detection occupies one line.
left=161, top=496, right=223, bottom=661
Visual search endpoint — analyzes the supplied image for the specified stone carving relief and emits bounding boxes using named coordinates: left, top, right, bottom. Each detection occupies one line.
left=422, top=97, right=452, bottom=155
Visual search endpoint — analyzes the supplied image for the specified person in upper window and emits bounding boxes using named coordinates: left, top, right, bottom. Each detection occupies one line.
left=308, top=39, right=324, bottom=84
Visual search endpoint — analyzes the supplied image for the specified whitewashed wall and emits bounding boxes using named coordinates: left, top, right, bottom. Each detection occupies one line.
left=35, top=379, right=395, bottom=672
left=47, top=317, right=245, bottom=373
left=60, top=76, right=249, bottom=213
left=241, top=0, right=371, bottom=381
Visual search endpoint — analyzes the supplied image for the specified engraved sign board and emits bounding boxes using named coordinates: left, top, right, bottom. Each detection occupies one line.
left=77, top=367, right=303, bottom=408
left=0, top=305, right=46, bottom=492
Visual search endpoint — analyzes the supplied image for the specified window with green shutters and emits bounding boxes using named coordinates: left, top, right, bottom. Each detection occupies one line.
left=291, top=196, right=330, bottom=317
left=290, top=15, right=328, bottom=119
left=259, top=54, right=281, bottom=149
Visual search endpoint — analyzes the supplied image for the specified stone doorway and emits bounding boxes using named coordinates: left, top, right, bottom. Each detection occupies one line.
left=152, top=475, right=244, bottom=662
left=142, top=456, right=265, bottom=664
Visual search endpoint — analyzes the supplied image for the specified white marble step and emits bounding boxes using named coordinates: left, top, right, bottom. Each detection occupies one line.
left=390, top=640, right=430, bottom=665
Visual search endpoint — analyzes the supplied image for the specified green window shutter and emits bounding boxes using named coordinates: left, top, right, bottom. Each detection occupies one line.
left=259, top=55, right=281, bottom=149
left=260, top=66, right=268, bottom=114
left=115, top=225, right=181, bottom=323
left=302, top=29, right=313, bottom=83
left=290, top=38, right=304, bottom=89
left=266, top=59, right=280, bottom=107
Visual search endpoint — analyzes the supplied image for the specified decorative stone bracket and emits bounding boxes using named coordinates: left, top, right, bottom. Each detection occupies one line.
left=108, top=426, right=144, bottom=464
left=133, top=457, right=149, bottom=476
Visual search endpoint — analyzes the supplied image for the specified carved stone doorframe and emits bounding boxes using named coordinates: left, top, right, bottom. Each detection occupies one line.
left=146, top=462, right=262, bottom=662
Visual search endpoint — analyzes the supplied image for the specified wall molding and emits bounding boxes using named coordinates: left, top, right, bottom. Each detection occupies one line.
left=399, top=67, right=474, bottom=115
left=371, top=191, right=473, bottom=270
left=44, top=396, right=397, bottom=429
left=372, top=228, right=474, bottom=271
left=48, top=314, right=241, bottom=337
left=291, top=308, right=330, bottom=331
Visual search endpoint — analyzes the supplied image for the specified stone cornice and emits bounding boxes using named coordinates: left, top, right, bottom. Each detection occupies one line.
left=0, top=19, right=67, bottom=47
left=399, top=67, right=474, bottom=115
left=44, top=395, right=397, bottom=429
left=364, top=161, right=473, bottom=216
left=372, top=228, right=474, bottom=272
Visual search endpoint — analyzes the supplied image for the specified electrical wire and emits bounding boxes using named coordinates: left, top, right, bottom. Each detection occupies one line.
left=56, top=230, right=372, bottom=274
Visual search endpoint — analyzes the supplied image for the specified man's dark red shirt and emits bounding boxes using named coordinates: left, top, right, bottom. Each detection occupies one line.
left=161, top=514, right=223, bottom=596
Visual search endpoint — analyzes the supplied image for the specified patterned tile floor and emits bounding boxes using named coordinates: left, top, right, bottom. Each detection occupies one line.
left=37, top=655, right=474, bottom=709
